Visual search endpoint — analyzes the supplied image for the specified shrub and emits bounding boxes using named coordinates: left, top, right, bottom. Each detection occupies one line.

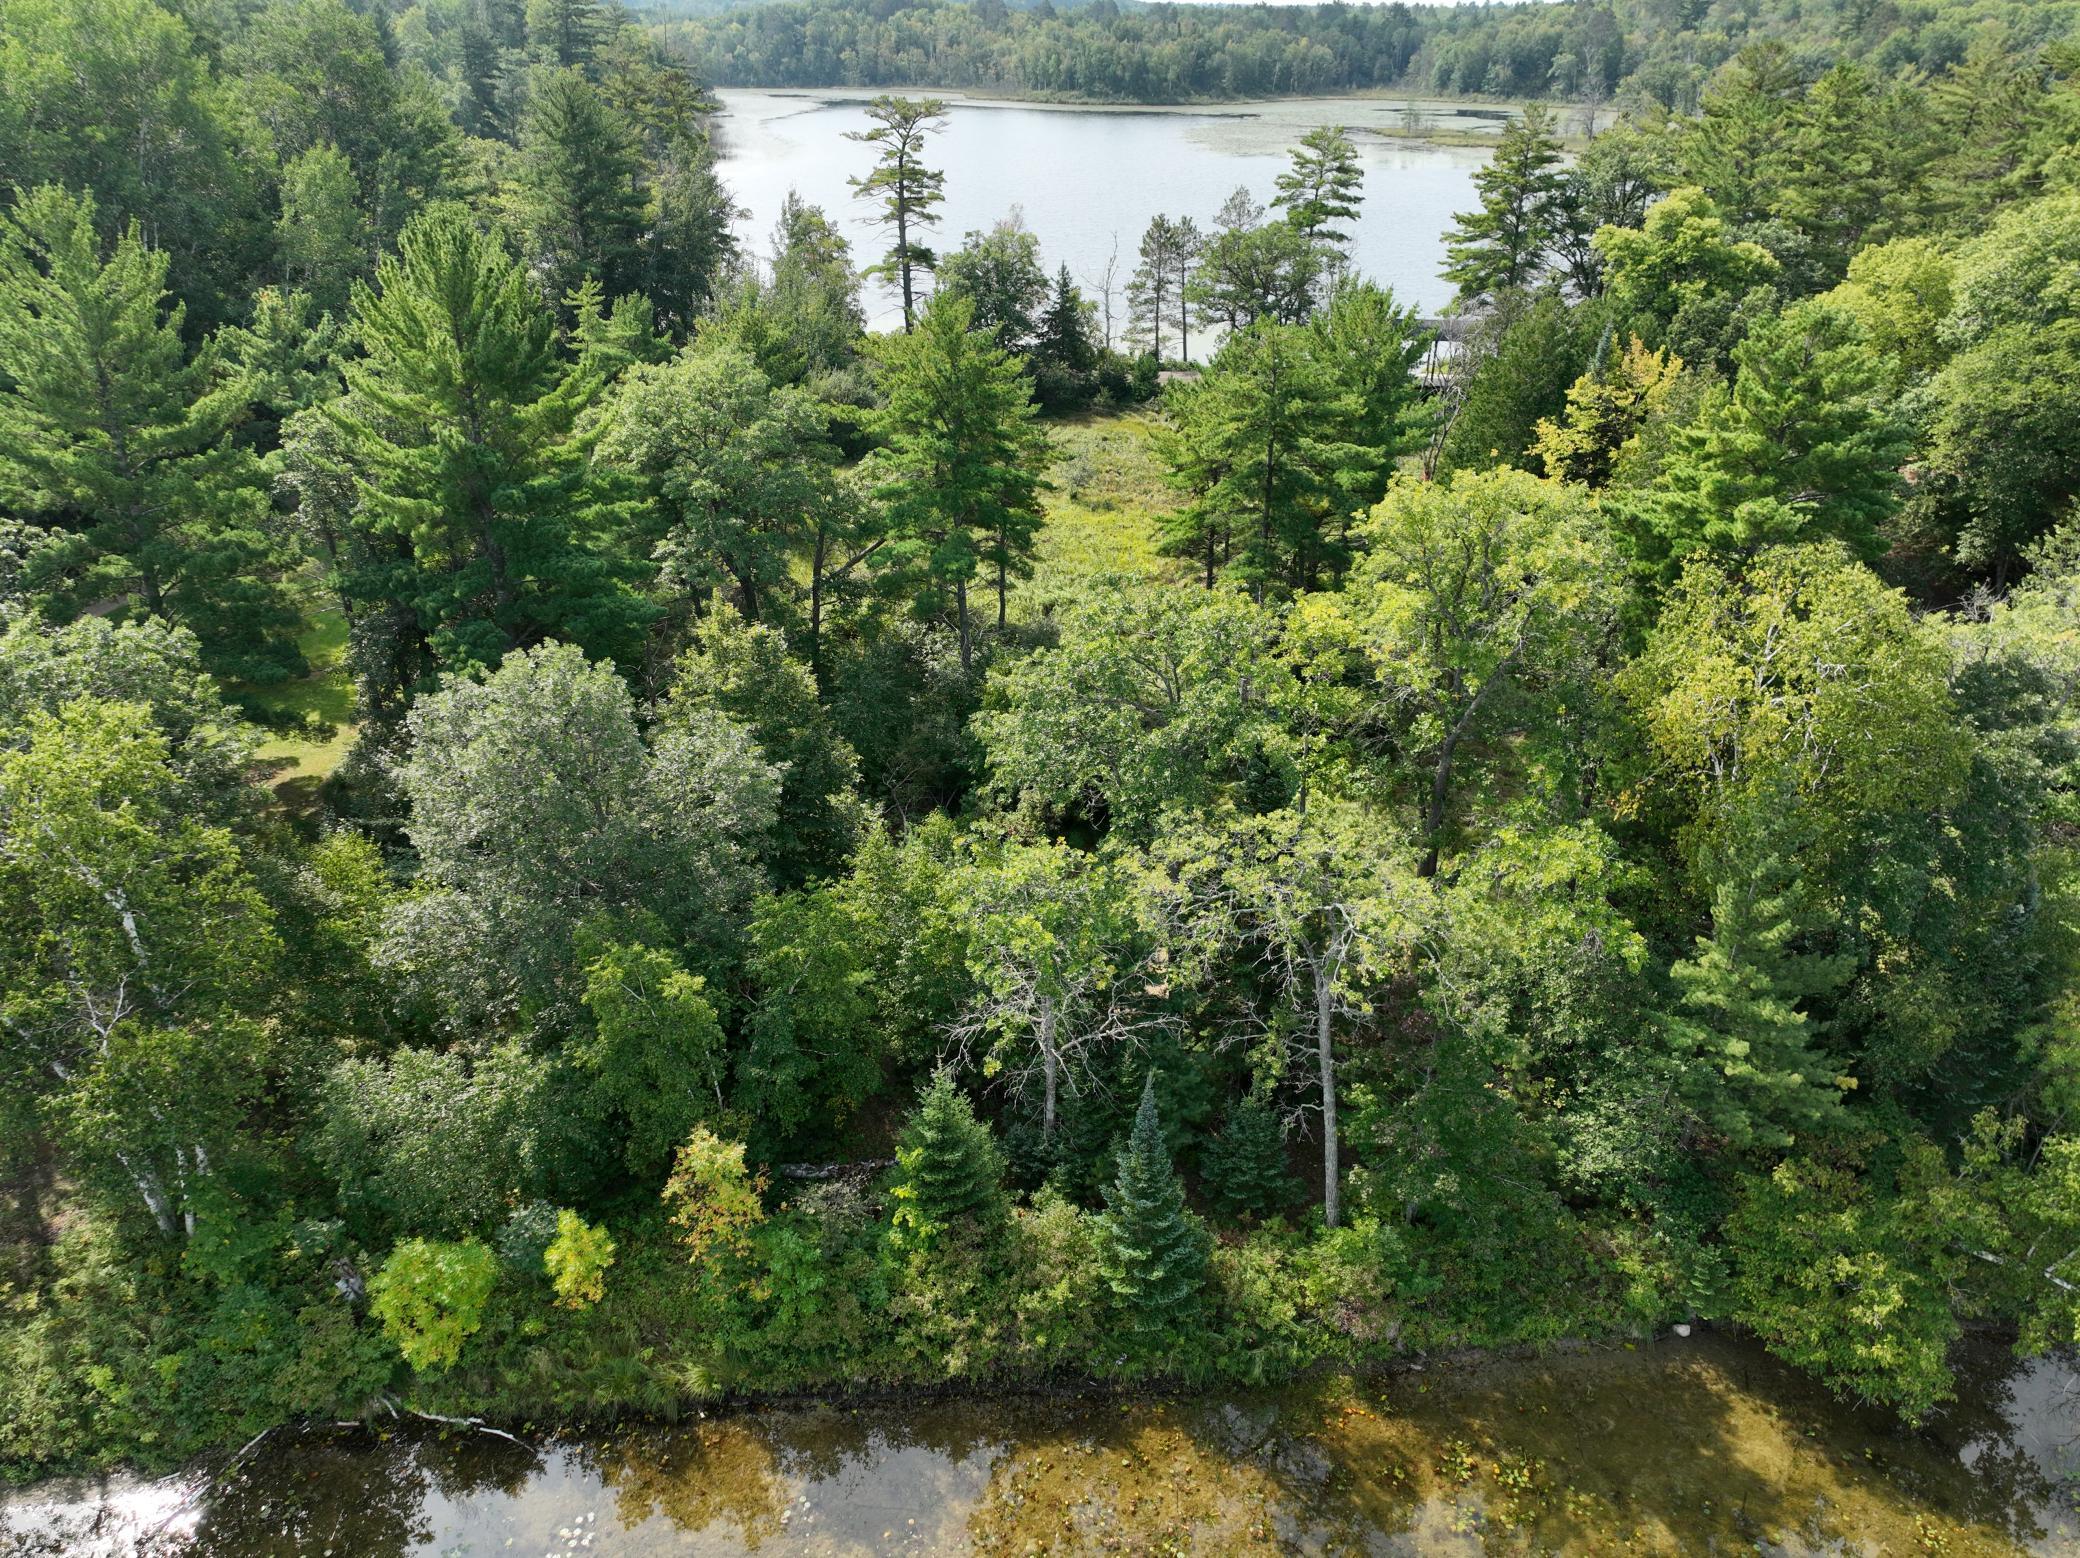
left=368, top=1238, right=499, bottom=1372
left=544, top=1211, right=616, bottom=1310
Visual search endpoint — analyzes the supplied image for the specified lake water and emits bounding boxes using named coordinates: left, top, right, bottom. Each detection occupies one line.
left=12, top=1331, right=2080, bottom=1555
left=712, top=90, right=1510, bottom=333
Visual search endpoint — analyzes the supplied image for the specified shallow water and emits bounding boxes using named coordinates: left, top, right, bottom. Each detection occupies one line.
left=10, top=1332, right=2080, bottom=1555
left=712, top=89, right=1511, bottom=329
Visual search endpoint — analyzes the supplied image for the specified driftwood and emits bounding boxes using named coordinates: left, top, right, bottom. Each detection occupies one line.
left=777, top=1158, right=894, bottom=1182
left=383, top=1397, right=532, bottom=1449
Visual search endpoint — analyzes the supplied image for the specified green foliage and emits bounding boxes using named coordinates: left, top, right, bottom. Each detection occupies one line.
left=0, top=186, right=304, bottom=681
left=0, top=699, right=276, bottom=1239
left=544, top=1209, right=615, bottom=1309
left=575, top=939, right=726, bottom=1182
left=1159, top=319, right=1368, bottom=592
left=1202, top=1096, right=1293, bottom=1221
left=1096, top=1078, right=1210, bottom=1334
left=1726, top=1152, right=1963, bottom=1421
left=938, top=219, right=1051, bottom=352
left=889, top=1069, right=1008, bottom=1252
left=369, top=1237, right=499, bottom=1371
left=1435, top=291, right=1590, bottom=477
left=315, top=1044, right=551, bottom=1238
left=1629, top=300, right=1909, bottom=577
left=664, top=616, right=864, bottom=887
left=327, top=208, right=652, bottom=694
left=866, top=292, right=1049, bottom=671
left=1444, top=105, right=1566, bottom=303
left=662, top=1127, right=767, bottom=1269
left=1661, top=851, right=1859, bottom=1152
left=382, top=640, right=777, bottom=1027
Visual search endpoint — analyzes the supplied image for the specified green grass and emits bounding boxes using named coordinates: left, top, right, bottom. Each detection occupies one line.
left=1017, top=410, right=1192, bottom=621
left=235, top=608, right=359, bottom=803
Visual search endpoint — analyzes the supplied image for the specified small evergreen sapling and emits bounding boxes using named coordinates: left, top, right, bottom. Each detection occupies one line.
left=1203, top=1095, right=1293, bottom=1221
left=1096, top=1077, right=1209, bottom=1331
left=889, top=1068, right=1008, bottom=1250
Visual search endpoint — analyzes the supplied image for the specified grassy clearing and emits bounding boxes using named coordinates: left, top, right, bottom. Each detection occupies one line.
left=236, top=608, right=358, bottom=804
left=1017, top=410, right=1191, bottom=621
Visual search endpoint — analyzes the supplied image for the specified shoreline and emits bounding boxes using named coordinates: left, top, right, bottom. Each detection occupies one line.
left=707, top=83, right=1603, bottom=144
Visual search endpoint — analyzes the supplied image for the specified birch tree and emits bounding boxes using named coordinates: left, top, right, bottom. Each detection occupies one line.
left=0, top=699, right=275, bottom=1237
left=1150, top=804, right=1422, bottom=1227
left=947, top=841, right=1170, bottom=1139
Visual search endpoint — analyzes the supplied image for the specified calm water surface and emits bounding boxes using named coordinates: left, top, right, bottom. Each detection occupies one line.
left=11, top=1332, right=2080, bottom=1555
left=712, top=90, right=1513, bottom=329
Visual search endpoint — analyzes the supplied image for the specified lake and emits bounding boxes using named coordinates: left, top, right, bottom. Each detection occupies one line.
left=711, top=90, right=1517, bottom=333
left=12, top=1331, right=2080, bottom=1555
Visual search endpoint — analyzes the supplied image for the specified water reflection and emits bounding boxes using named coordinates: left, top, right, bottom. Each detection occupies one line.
left=12, top=1332, right=2080, bottom=1555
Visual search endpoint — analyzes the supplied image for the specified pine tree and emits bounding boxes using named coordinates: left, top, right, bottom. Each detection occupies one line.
left=1161, top=320, right=1367, bottom=593
left=327, top=208, right=650, bottom=693
left=1096, top=1077, right=1209, bottom=1330
left=1636, top=299, right=1906, bottom=576
left=1662, top=849, right=1859, bottom=1153
left=524, top=0, right=605, bottom=69
left=506, top=68, right=647, bottom=310
left=1202, top=1095, right=1293, bottom=1222
left=1273, top=125, right=1364, bottom=256
left=867, top=292, right=1049, bottom=670
left=1126, top=214, right=1187, bottom=362
left=890, top=1068, right=1008, bottom=1250
left=846, top=97, right=948, bottom=333
left=1443, top=105, right=1566, bottom=305
left=0, top=185, right=305, bottom=682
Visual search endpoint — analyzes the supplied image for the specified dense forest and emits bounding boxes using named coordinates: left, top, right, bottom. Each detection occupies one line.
left=3, top=0, right=2080, bottom=1484
left=655, top=0, right=2080, bottom=107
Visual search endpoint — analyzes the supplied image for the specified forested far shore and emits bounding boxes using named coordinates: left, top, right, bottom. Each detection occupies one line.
left=651, top=0, right=2080, bottom=109
left=4, top=0, right=2080, bottom=1488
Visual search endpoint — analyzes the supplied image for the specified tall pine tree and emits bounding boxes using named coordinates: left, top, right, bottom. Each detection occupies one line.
left=1443, top=105, right=1566, bottom=305
left=867, top=293, right=1048, bottom=671
left=327, top=208, right=650, bottom=693
left=0, top=185, right=304, bottom=681
left=505, top=68, right=647, bottom=311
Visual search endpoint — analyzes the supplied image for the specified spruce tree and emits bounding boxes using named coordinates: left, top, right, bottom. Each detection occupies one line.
left=890, top=1068, right=1008, bottom=1250
left=0, top=185, right=305, bottom=682
left=1035, top=264, right=1097, bottom=375
left=1096, top=1077, right=1209, bottom=1330
left=327, top=207, right=650, bottom=692
left=1661, top=849, right=1859, bottom=1153
left=644, top=131, right=739, bottom=339
left=1202, top=1095, right=1293, bottom=1222
left=1443, top=105, right=1566, bottom=304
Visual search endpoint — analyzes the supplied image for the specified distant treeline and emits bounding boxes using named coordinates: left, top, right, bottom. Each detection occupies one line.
left=650, top=0, right=2080, bottom=107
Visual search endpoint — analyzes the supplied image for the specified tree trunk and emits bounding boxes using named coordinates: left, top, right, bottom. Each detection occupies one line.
left=1315, top=962, right=1340, bottom=1229
left=956, top=575, right=972, bottom=676
left=1040, top=1001, right=1059, bottom=1138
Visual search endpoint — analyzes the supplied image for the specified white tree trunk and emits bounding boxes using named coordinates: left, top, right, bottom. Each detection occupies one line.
left=1315, top=962, right=1340, bottom=1229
